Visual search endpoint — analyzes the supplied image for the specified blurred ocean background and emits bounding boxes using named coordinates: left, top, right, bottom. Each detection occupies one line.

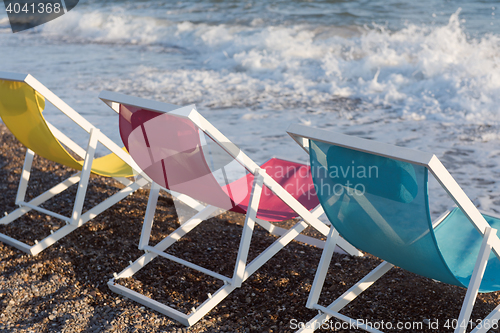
left=0, top=0, right=499, bottom=214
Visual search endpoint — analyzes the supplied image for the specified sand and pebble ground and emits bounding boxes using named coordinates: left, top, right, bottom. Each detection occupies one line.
left=0, top=123, right=500, bottom=333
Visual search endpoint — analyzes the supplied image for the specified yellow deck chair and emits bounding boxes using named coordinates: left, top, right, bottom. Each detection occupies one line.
left=0, top=72, right=150, bottom=255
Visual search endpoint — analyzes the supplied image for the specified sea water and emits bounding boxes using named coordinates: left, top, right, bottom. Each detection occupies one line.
left=0, top=0, right=499, bottom=215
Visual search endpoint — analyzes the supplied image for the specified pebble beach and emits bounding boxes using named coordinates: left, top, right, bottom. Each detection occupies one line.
left=1, top=123, right=500, bottom=333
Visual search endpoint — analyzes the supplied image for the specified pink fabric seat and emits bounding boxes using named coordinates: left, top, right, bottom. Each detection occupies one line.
left=223, top=157, right=319, bottom=221
left=119, top=104, right=320, bottom=222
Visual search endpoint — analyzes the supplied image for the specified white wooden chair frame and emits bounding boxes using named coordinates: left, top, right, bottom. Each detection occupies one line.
left=287, top=124, right=500, bottom=333
left=99, top=91, right=361, bottom=326
left=0, top=72, right=150, bottom=256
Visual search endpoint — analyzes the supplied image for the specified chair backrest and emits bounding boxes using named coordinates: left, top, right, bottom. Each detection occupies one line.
left=0, top=79, right=83, bottom=170
left=100, top=90, right=323, bottom=222
left=113, top=97, right=321, bottom=222
left=119, top=103, right=249, bottom=211
left=309, top=139, right=464, bottom=286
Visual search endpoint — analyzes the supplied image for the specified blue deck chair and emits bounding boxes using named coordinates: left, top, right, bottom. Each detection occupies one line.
left=287, top=124, right=500, bottom=333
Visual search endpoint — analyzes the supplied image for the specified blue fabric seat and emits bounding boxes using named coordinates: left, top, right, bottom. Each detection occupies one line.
left=310, top=140, right=500, bottom=293
left=436, top=208, right=500, bottom=293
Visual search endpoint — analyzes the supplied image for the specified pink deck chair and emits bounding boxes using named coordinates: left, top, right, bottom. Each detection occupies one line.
left=99, top=91, right=360, bottom=326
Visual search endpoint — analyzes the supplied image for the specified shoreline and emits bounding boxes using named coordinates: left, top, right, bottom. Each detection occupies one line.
left=0, top=123, right=499, bottom=333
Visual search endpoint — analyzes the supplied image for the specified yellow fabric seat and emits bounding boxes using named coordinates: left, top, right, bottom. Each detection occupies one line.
left=0, top=72, right=148, bottom=256
left=0, top=80, right=134, bottom=178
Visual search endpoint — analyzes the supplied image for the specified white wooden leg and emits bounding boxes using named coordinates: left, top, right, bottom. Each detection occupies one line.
left=139, top=182, right=161, bottom=250
left=455, top=227, right=496, bottom=333
left=71, top=128, right=99, bottom=226
left=307, top=226, right=340, bottom=308
left=15, top=148, right=35, bottom=205
left=232, top=169, right=264, bottom=288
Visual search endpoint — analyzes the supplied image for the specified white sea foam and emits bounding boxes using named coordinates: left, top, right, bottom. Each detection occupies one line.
left=0, top=16, right=10, bottom=32
left=32, top=8, right=500, bottom=125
